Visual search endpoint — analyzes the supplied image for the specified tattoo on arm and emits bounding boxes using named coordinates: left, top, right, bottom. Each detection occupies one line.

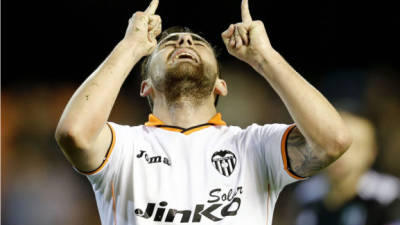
left=286, top=127, right=331, bottom=177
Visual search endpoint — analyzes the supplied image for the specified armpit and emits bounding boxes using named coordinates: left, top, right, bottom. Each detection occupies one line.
left=286, top=127, right=329, bottom=178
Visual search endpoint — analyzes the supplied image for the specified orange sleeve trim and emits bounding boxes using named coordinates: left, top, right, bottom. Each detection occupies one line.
left=281, top=124, right=306, bottom=180
left=81, top=123, right=116, bottom=175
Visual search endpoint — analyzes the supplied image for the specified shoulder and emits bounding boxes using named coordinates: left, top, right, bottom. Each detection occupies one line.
left=107, top=121, right=137, bottom=129
left=107, top=122, right=145, bottom=131
left=240, top=123, right=293, bottom=133
left=219, top=123, right=293, bottom=151
left=238, top=123, right=294, bottom=142
left=107, top=122, right=147, bottom=140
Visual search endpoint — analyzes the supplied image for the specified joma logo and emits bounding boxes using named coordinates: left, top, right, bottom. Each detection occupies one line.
left=137, top=150, right=171, bottom=166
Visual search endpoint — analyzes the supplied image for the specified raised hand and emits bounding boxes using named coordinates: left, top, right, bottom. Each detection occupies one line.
left=221, top=0, right=273, bottom=68
left=124, top=0, right=162, bottom=57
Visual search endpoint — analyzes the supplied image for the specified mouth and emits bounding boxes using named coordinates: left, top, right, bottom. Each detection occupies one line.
left=169, top=48, right=200, bottom=64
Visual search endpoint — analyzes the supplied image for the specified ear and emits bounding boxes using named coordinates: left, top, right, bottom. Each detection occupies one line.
left=140, top=79, right=153, bottom=97
left=214, top=78, right=228, bottom=96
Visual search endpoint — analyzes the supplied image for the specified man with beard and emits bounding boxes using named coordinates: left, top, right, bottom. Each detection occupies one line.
left=55, top=0, right=352, bottom=224
left=140, top=26, right=217, bottom=110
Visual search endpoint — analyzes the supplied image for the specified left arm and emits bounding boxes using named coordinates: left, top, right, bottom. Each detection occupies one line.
left=222, top=0, right=352, bottom=177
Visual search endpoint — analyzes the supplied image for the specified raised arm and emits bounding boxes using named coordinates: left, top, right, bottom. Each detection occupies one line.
left=55, top=0, right=161, bottom=172
left=221, top=0, right=352, bottom=177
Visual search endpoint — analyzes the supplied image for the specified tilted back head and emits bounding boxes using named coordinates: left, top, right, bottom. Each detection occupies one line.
left=140, top=26, right=222, bottom=111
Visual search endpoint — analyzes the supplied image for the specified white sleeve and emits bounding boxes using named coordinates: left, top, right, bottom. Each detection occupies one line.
left=245, top=123, right=305, bottom=192
left=74, top=122, right=132, bottom=188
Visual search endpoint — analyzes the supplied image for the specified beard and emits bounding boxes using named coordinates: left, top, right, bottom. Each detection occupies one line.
left=153, top=61, right=217, bottom=106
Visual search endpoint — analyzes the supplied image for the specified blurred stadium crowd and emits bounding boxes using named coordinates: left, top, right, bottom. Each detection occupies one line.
left=2, top=62, right=400, bottom=224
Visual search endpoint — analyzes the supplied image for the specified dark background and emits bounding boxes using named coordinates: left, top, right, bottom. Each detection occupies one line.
left=2, top=1, right=400, bottom=225
left=3, top=0, right=399, bottom=86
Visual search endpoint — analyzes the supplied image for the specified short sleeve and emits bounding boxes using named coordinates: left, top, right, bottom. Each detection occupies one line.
left=74, top=122, right=132, bottom=187
left=245, top=123, right=305, bottom=192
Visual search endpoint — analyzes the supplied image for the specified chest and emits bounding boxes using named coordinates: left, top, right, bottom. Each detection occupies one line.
left=111, top=128, right=268, bottom=224
left=132, top=132, right=244, bottom=188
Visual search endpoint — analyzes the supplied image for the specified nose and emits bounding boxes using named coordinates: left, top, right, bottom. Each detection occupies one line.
left=176, top=34, right=194, bottom=47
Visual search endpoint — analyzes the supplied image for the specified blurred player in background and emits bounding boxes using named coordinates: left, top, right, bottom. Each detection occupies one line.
left=293, top=111, right=400, bottom=225
left=55, top=0, right=352, bottom=224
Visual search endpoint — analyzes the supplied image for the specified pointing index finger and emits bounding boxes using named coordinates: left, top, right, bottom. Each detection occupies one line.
left=144, top=0, right=159, bottom=15
left=241, top=0, right=252, bottom=24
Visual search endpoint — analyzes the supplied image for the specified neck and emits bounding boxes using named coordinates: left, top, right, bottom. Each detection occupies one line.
left=152, top=95, right=217, bottom=128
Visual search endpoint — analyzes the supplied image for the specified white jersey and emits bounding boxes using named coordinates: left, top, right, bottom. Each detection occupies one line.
left=78, top=113, right=304, bottom=225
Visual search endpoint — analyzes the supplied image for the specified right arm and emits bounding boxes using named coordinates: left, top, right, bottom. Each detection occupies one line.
left=221, top=0, right=351, bottom=178
left=55, top=0, right=161, bottom=172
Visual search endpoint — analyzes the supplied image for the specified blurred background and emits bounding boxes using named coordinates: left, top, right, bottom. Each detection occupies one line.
left=2, top=0, right=400, bottom=224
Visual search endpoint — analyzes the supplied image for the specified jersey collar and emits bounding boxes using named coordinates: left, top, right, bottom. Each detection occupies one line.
left=145, top=113, right=226, bottom=135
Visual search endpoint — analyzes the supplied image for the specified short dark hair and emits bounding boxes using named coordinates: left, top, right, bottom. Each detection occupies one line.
left=140, top=26, right=222, bottom=110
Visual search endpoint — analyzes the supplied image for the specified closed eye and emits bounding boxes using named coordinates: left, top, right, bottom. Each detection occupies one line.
left=160, top=42, right=175, bottom=48
left=194, top=42, right=207, bottom=47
